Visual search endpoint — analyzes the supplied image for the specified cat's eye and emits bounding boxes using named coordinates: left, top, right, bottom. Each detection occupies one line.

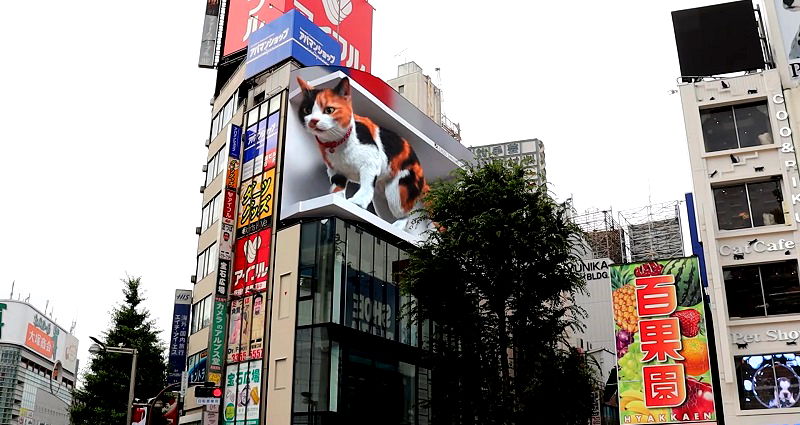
left=302, top=107, right=311, bottom=114
left=324, top=107, right=335, bottom=114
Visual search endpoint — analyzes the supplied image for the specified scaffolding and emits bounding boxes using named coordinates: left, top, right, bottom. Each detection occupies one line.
left=618, top=201, right=684, bottom=262
left=572, top=209, right=627, bottom=264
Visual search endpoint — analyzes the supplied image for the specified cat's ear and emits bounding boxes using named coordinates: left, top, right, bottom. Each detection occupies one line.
left=297, top=77, right=314, bottom=94
left=334, top=77, right=351, bottom=98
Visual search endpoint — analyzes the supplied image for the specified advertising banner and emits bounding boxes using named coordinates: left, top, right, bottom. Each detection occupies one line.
left=232, top=229, right=272, bottom=296
left=249, top=293, right=266, bottom=360
left=223, top=0, right=373, bottom=72
left=237, top=169, right=276, bottom=237
left=282, top=68, right=473, bottom=237
left=244, top=9, right=341, bottom=80
left=773, top=0, right=800, bottom=79
left=216, top=259, right=232, bottom=297
left=610, top=257, right=716, bottom=424
left=242, top=123, right=265, bottom=181
left=207, top=296, right=228, bottom=381
left=0, top=301, right=79, bottom=373
left=227, top=299, right=243, bottom=363
left=223, top=360, right=262, bottom=425
left=167, top=289, right=192, bottom=385
left=227, top=294, right=264, bottom=363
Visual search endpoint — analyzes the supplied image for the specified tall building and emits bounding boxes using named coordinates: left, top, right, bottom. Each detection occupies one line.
left=387, top=61, right=462, bottom=142
left=185, top=3, right=472, bottom=425
left=0, top=300, right=79, bottom=425
left=618, top=201, right=685, bottom=262
left=675, top=1, right=800, bottom=423
left=469, top=139, right=547, bottom=187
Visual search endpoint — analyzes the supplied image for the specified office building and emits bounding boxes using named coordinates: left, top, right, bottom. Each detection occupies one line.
left=185, top=3, right=471, bottom=424
left=469, top=139, right=546, bottom=187
left=0, top=300, right=79, bottom=425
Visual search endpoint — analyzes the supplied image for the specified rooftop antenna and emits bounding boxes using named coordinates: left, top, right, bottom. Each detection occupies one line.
left=9, top=281, right=14, bottom=299
left=394, top=48, right=409, bottom=73
left=25, top=294, right=30, bottom=303
left=45, top=300, right=49, bottom=315
left=70, top=318, right=77, bottom=334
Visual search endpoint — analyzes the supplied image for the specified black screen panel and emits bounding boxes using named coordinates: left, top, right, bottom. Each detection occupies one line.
left=672, top=0, right=764, bottom=76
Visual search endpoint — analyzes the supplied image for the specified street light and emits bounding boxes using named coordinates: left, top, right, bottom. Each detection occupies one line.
left=90, top=336, right=139, bottom=425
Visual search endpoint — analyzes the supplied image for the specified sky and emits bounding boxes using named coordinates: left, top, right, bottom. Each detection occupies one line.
left=0, top=0, right=735, bottom=381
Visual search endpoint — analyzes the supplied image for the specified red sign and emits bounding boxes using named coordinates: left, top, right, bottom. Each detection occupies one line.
left=223, top=189, right=237, bottom=224
left=25, top=323, right=54, bottom=358
left=232, top=228, right=272, bottom=296
left=223, top=0, right=373, bottom=72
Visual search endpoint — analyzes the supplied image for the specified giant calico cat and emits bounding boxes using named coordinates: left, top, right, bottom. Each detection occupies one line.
left=296, top=77, right=429, bottom=230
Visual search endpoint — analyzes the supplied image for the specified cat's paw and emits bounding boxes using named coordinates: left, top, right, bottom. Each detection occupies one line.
left=348, top=195, right=371, bottom=209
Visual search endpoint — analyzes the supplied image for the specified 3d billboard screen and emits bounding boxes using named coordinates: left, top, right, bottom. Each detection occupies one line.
left=223, top=0, right=373, bottom=72
left=610, top=257, right=716, bottom=424
left=281, top=67, right=472, bottom=238
left=244, top=10, right=341, bottom=80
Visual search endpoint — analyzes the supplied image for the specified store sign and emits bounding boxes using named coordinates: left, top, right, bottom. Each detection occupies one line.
left=26, top=323, right=54, bottom=358
left=576, top=258, right=612, bottom=281
left=167, top=289, right=192, bottom=385
left=732, top=328, right=800, bottom=344
left=216, top=259, right=232, bottom=296
left=770, top=94, right=800, bottom=224
left=610, top=258, right=716, bottom=424
left=223, top=360, right=262, bottom=425
left=232, top=229, right=272, bottom=296
left=223, top=0, right=372, bottom=72
left=207, top=297, right=228, bottom=380
left=244, top=10, right=340, bottom=80
left=237, top=169, right=275, bottom=237
left=718, top=239, right=796, bottom=256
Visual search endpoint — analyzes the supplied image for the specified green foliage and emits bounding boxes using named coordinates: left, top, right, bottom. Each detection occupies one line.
left=611, top=264, right=635, bottom=290
left=402, top=159, right=599, bottom=425
left=70, top=277, right=168, bottom=425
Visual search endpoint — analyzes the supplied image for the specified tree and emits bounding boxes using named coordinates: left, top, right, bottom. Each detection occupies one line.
left=71, top=277, right=168, bottom=425
left=402, top=159, right=598, bottom=425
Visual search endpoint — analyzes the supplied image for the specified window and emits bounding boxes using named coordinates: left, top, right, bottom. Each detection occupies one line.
left=724, top=260, right=800, bottom=318
left=507, top=143, right=520, bottom=155
left=736, top=352, right=800, bottom=410
left=205, top=148, right=226, bottom=186
left=196, top=243, right=218, bottom=281
left=200, top=193, right=223, bottom=232
left=191, top=296, right=213, bottom=334
left=713, top=179, right=785, bottom=230
left=701, top=101, right=772, bottom=152
left=491, top=145, right=504, bottom=156
left=209, top=90, right=239, bottom=141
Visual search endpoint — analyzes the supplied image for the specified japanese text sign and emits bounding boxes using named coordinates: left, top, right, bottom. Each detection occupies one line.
left=610, top=258, right=716, bottom=424
left=167, top=289, right=192, bottom=385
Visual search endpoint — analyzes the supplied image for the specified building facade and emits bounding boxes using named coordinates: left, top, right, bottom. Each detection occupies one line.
left=0, top=300, right=79, bottom=425
left=184, top=4, right=472, bottom=424
left=676, top=2, right=800, bottom=423
left=469, top=139, right=546, bottom=187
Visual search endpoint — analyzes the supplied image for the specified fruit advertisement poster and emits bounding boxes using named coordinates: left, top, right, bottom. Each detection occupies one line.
left=611, top=257, right=716, bottom=424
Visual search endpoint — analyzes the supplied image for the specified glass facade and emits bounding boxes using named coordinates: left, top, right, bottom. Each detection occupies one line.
left=292, top=218, right=431, bottom=425
left=0, top=345, right=72, bottom=425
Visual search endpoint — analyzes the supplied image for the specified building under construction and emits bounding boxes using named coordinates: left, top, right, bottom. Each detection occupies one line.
left=573, top=201, right=684, bottom=263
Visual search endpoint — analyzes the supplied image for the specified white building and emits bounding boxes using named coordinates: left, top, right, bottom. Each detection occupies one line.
left=469, top=139, right=547, bottom=188
left=0, top=300, right=79, bottom=425
left=676, top=1, right=800, bottom=422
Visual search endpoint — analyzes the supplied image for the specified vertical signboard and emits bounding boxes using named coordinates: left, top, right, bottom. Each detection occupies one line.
left=223, top=360, right=262, bottom=425
left=610, top=257, right=716, bottom=424
left=208, top=296, right=228, bottom=385
left=198, top=0, right=223, bottom=68
left=167, top=289, right=192, bottom=385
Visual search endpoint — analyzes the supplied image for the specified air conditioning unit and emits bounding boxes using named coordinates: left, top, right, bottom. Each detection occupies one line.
left=205, top=139, right=211, bottom=147
left=202, top=164, right=208, bottom=173
left=195, top=226, right=202, bottom=235
left=190, top=275, right=197, bottom=284
left=200, top=185, right=206, bottom=193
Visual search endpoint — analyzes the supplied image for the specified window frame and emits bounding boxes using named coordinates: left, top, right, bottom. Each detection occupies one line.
left=700, top=100, right=773, bottom=153
left=723, top=260, right=800, bottom=319
left=713, top=178, right=786, bottom=231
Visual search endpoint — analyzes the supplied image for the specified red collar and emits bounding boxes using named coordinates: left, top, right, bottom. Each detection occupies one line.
left=316, top=125, right=353, bottom=153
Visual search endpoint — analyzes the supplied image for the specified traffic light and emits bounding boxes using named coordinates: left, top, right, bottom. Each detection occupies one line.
left=194, top=385, right=222, bottom=398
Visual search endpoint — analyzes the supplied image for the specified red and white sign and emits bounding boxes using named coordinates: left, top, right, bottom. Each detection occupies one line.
left=223, top=0, right=373, bottom=72
left=232, top=228, right=272, bottom=296
left=223, top=189, right=237, bottom=225
left=25, top=323, right=54, bottom=359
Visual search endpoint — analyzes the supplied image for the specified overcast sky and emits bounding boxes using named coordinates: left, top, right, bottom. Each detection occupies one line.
left=0, top=0, right=733, bottom=380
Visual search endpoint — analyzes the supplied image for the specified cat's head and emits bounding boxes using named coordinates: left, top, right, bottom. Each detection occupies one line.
left=297, top=77, right=353, bottom=140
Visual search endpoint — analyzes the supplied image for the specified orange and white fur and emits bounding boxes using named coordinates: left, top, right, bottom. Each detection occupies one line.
left=297, top=77, right=429, bottom=230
